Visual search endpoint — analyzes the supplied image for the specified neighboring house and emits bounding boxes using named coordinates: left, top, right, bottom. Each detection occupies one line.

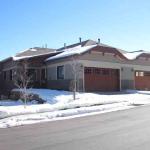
left=0, top=47, right=59, bottom=94
left=46, top=39, right=150, bottom=92
left=1, top=39, right=150, bottom=94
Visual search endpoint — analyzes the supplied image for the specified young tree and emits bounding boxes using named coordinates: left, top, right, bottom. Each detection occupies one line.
left=70, top=56, right=83, bottom=100
left=14, top=60, right=32, bottom=108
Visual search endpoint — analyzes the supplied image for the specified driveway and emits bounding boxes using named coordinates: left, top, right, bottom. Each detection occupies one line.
left=0, top=105, right=150, bottom=150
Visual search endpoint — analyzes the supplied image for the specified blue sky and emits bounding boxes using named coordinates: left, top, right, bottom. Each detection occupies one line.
left=0, top=0, right=150, bottom=60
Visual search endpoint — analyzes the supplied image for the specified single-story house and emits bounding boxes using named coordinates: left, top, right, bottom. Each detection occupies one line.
left=46, top=39, right=150, bottom=92
left=1, top=39, right=150, bottom=94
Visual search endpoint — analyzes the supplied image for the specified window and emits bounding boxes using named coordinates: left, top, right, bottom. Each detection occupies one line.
left=136, top=71, right=144, bottom=77
left=85, top=68, right=92, bottom=74
left=139, top=72, right=144, bottom=76
left=41, top=68, right=46, bottom=80
left=28, top=69, right=37, bottom=81
left=135, top=72, right=138, bottom=77
left=9, top=70, right=13, bottom=80
left=3, top=71, right=6, bottom=80
left=57, top=66, right=64, bottom=79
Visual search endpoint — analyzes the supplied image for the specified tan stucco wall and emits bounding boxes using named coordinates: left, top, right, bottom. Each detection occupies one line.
left=46, top=61, right=84, bottom=91
left=121, top=67, right=134, bottom=89
left=47, top=61, right=83, bottom=80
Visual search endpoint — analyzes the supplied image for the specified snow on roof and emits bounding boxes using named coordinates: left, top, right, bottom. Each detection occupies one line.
left=46, top=44, right=97, bottom=61
left=12, top=47, right=57, bottom=61
left=123, top=50, right=150, bottom=60
left=13, top=51, right=57, bottom=61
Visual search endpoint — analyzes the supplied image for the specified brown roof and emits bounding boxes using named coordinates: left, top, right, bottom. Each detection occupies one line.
left=15, top=47, right=56, bottom=57
left=58, top=40, right=97, bottom=51
left=58, top=39, right=127, bottom=54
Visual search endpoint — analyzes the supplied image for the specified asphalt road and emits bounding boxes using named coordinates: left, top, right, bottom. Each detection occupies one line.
left=1, top=105, right=150, bottom=150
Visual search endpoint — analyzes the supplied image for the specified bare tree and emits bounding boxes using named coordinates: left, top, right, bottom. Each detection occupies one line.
left=14, top=60, right=32, bottom=108
left=69, top=56, right=83, bottom=100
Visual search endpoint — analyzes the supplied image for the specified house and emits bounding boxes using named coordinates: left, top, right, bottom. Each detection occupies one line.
left=1, top=39, right=150, bottom=94
left=46, top=39, right=150, bottom=92
left=0, top=47, right=59, bottom=95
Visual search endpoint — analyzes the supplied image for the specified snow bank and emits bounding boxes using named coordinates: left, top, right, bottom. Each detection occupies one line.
left=0, top=102, right=133, bottom=128
left=0, top=97, right=127, bottom=119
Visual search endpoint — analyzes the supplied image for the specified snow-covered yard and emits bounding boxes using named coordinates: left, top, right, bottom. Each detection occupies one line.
left=0, top=89, right=150, bottom=128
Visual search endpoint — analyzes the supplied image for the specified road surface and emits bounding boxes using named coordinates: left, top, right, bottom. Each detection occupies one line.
left=1, top=105, right=150, bottom=150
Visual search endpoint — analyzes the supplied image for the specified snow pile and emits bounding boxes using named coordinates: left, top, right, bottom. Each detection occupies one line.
left=46, top=45, right=97, bottom=61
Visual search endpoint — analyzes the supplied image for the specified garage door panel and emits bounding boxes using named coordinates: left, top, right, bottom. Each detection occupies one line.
left=84, top=67, right=120, bottom=92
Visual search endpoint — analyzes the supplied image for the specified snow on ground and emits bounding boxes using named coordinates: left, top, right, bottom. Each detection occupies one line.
left=0, top=102, right=134, bottom=128
left=0, top=89, right=150, bottom=128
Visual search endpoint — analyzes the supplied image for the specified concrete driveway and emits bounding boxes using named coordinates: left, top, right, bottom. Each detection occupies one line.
left=0, top=105, right=150, bottom=150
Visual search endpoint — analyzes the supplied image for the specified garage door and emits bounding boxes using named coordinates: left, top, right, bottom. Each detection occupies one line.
left=135, top=71, right=150, bottom=90
left=84, top=67, right=120, bottom=92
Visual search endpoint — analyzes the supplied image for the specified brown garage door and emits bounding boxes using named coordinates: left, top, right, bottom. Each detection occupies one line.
left=84, top=67, right=120, bottom=92
left=135, top=71, right=150, bottom=90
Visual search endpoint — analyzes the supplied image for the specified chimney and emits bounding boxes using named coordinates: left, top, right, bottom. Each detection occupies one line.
left=98, top=38, right=100, bottom=44
left=79, top=37, right=82, bottom=43
left=64, top=43, right=66, bottom=49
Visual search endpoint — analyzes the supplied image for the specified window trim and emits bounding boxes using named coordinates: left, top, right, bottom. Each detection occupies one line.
left=57, top=65, right=65, bottom=80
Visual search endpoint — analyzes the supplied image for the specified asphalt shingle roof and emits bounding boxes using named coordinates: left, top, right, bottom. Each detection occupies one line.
left=15, top=47, right=56, bottom=57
